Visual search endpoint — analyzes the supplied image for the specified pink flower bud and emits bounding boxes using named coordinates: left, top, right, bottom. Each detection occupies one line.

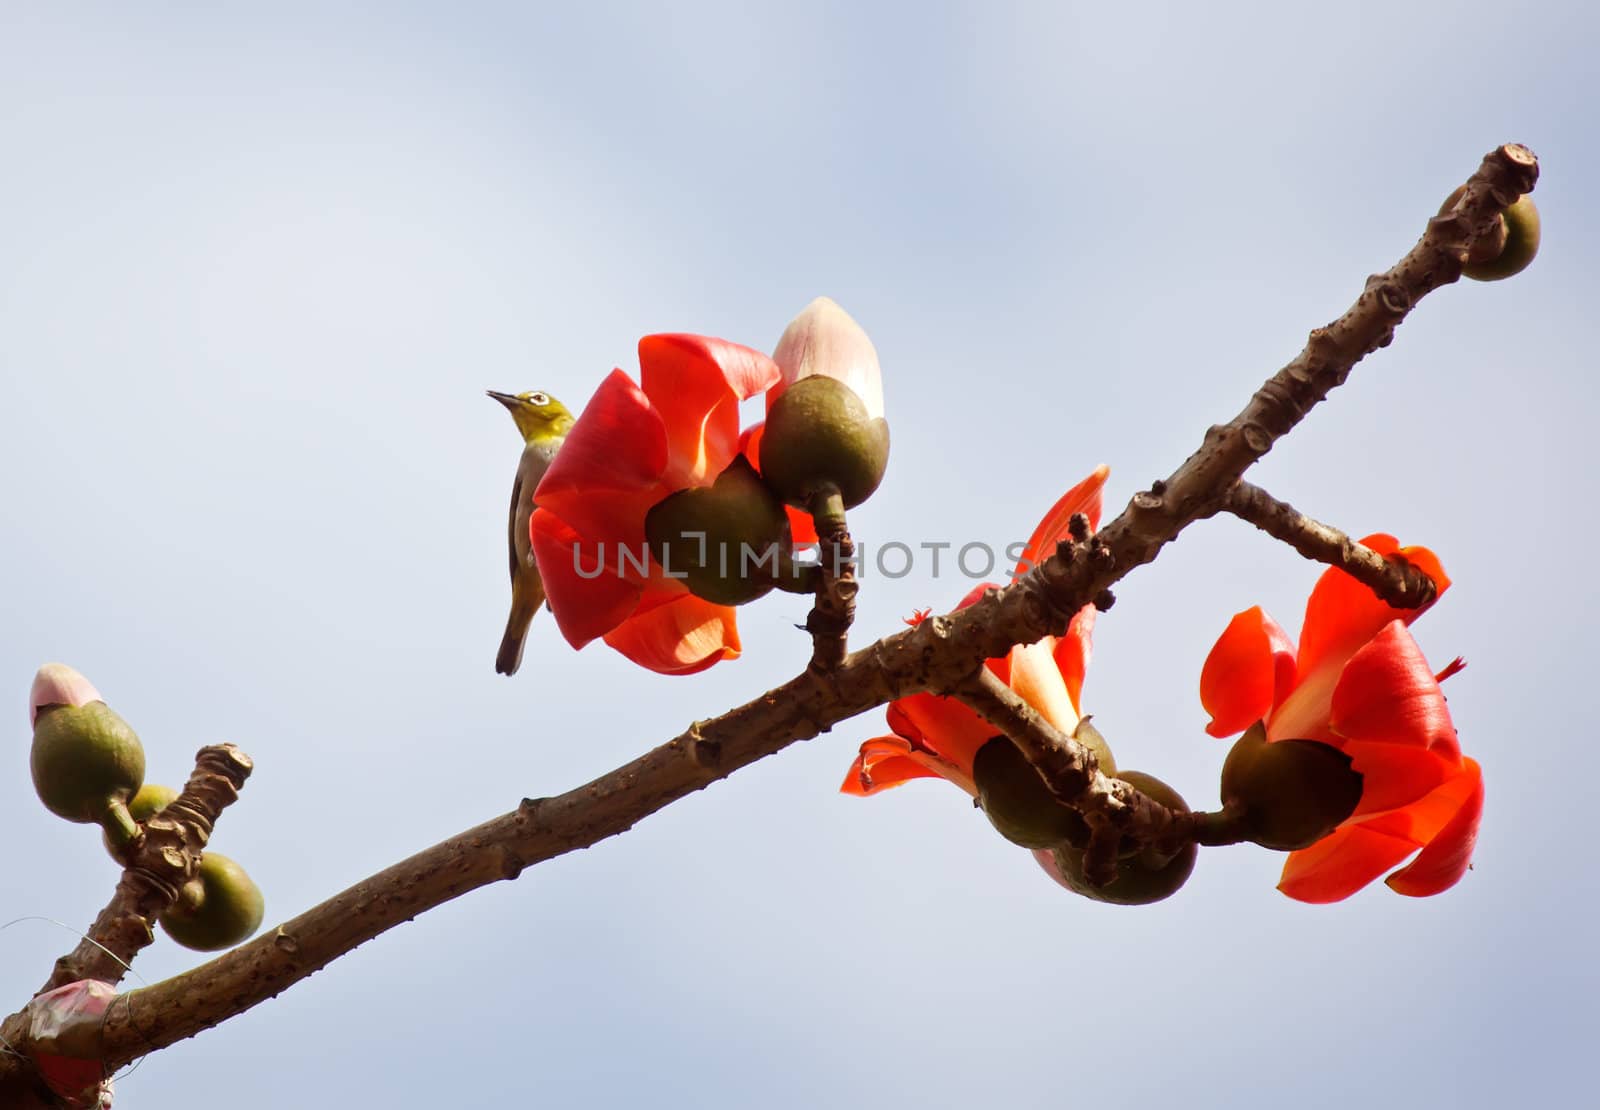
left=30, top=663, right=104, bottom=727
left=770, top=297, right=884, bottom=419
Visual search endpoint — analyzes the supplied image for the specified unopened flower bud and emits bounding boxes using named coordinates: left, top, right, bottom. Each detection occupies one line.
left=159, top=852, right=265, bottom=952
left=760, top=298, right=889, bottom=510
left=28, top=665, right=145, bottom=843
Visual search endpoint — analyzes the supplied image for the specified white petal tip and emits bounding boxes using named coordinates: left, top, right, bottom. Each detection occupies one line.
left=30, top=663, right=104, bottom=726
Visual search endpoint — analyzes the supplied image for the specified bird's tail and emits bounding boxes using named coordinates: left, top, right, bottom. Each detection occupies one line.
left=496, top=594, right=542, bottom=676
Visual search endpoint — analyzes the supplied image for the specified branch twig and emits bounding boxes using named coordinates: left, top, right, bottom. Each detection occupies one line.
left=1218, top=481, right=1440, bottom=608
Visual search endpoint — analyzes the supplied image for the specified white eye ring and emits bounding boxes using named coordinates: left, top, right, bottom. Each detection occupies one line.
left=528, top=391, right=550, bottom=406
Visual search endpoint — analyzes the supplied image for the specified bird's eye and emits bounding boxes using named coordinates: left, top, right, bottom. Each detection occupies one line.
left=529, top=392, right=550, bottom=406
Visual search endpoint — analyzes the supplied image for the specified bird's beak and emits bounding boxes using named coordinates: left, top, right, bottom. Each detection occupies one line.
left=486, top=390, right=519, bottom=410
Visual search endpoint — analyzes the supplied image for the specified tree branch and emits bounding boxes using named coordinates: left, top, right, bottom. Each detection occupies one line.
left=1217, top=481, right=1440, bottom=608
left=41, top=744, right=253, bottom=995
left=957, top=669, right=1249, bottom=872
left=0, top=143, right=1538, bottom=1095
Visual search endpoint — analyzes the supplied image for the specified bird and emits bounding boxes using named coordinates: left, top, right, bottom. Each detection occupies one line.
left=487, top=389, right=575, bottom=675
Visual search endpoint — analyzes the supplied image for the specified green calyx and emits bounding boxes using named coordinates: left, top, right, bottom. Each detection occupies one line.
left=973, top=737, right=1088, bottom=849
left=1220, top=723, right=1363, bottom=851
left=1045, top=771, right=1197, bottom=906
left=645, top=456, right=800, bottom=604
left=1440, top=186, right=1541, bottom=281
left=758, top=376, right=890, bottom=510
left=31, top=702, right=146, bottom=838
left=972, top=719, right=1116, bottom=850
left=159, top=852, right=265, bottom=952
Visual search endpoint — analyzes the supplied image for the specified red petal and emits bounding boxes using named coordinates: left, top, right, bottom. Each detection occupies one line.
left=1386, top=758, right=1484, bottom=897
left=1054, top=605, right=1095, bottom=714
left=1011, top=465, right=1111, bottom=577
left=1278, top=822, right=1422, bottom=903
left=840, top=737, right=945, bottom=796
left=1200, top=607, right=1297, bottom=738
left=1330, top=621, right=1460, bottom=758
left=884, top=701, right=924, bottom=744
left=601, top=593, right=740, bottom=675
left=1280, top=755, right=1483, bottom=902
left=531, top=507, right=643, bottom=649
left=740, top=423, right=819, bottom=545
left=533, top=368, right=668, bottom=548
left=638, top=334, right=780, bottom=488
left=893, top=692, right=995, bottom=779
left=1341, top=741, right=1456, bottom=817
left=1296, top=535, right=1449, bottom=688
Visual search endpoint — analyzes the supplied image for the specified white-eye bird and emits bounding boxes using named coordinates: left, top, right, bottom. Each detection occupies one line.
left=488, top=389, right=575, bottom=675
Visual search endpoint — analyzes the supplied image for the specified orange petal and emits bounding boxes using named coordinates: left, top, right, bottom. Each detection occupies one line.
left=1330, top=621, right=1460, bottom=758
left=1007, top=637, right=1082, bottom=735
left=533, top=368, right=668, bottom=549
left=1200, top=606, right=1297, bottom=738
left=893, top=692, right=996, bottom=779
left=840, top=737, right=947, bottom=796
left=1386, top=758, right=1483, bottom=897
left=638, top=334, right=780, bottom=488
left=1278, top=822, right=1422, bottom=903
left=601, top=593, right=741, bottom=675
left=1358, top=755, right=1482, bottom=847
left=1341, top=741, right=1456, bottom=817
left=1055, top=606, right=1095, bottom=714
left=1296, top=534, right=1449, bottom=689
left=1011, top=465, right=1111, bottom=577
left=884, top=701, right=924, bottom=745
left=531, top=507, right=644, bottom=649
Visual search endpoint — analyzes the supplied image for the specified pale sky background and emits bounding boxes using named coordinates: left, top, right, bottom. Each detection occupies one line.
left=2, top=3, right=1596, bottom=1107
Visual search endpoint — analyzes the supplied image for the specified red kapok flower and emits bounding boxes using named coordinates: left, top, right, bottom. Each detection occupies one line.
left=530, top=334, right=781, bottom=675
left=841, top=466, right=1110, bottom=797
left=1200, top=535, right=1483, bottom=902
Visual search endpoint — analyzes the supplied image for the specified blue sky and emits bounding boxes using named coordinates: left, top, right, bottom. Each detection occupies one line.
left=2, top=3, right=1596, bottom=1107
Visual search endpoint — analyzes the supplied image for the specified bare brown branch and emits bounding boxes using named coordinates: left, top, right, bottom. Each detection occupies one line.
left=1218, top=481, right=1440, bottom=608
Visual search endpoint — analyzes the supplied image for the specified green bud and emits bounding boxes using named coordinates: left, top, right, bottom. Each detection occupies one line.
left=758, top=376, right=890, bottom=510
left=645, top=456, right=797, bottom=605
left=1040, top=771, right=1197, bottom=906
left=1220, top=723, right=1363, bottom=851
left=31, top=701, right=145, bottom=841
left=1439, top=186, right=1541, bottom=281
left=159, top=852, right=265, bottom=952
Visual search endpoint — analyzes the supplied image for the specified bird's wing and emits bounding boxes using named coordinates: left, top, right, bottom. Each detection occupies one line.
left=509, top=444, right=550, bottom=577
left=507, top=468, right=524, bottom=585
